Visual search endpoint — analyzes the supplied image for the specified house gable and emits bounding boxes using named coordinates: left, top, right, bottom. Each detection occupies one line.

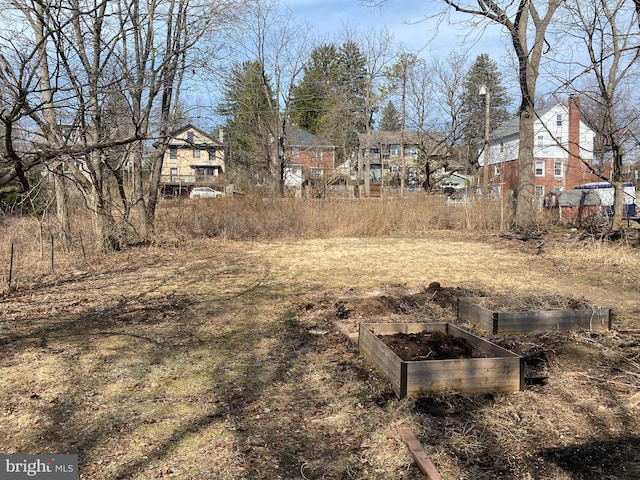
left=481, top=99, right=597, bottom=195
left=284, top=129, right=336, bottom=179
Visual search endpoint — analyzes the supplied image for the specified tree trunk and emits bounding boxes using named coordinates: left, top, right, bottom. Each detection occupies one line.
left=610, top=143, right=624, bottom=229
left=53, top=163, right=71, bottom=250
left=514, top=105, right=536, bottom=229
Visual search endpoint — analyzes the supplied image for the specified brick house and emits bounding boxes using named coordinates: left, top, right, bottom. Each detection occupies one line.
left=159, top=124, right=225, bottom=197
left=480, top=97, right=597, bottom=199
left=283, top=129, right=336, bottom=194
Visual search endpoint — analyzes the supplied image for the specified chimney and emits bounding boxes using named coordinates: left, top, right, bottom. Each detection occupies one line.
left=568, top=95, right=581, bottom=186
left=568, top=95, right=580, bottom=161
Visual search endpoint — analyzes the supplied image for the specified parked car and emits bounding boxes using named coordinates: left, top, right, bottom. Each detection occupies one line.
left=189, top=187, right=223, bottom=199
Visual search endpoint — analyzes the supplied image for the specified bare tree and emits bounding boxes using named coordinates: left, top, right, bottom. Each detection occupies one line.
left=441, top=0, right=564, bottom=230
left=557, top=0, right=640, bottom=231
left=0, top=0, right=240, bottom=248
left=402, top=52, right=469, bottom=190
left=384, top=52, right=418, bottom=196
left=359, top=28, right=397, bottom=197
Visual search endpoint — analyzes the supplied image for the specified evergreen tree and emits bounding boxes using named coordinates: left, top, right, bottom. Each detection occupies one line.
left=460, top=54, right=511, bottom=167
left=379, top=101, right=401, bottom=131
left=290, top=40, right=367, bottom=163
left=218, top=61, right=276, bottom=175
left=289, top=44, right=341, bottom=135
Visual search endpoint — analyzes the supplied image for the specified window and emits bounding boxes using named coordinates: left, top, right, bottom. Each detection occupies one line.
left=499, top=142, right=504, bottom=153
left=315, top=149, right=323, bottom=161
left=535, top=160, right=545, bottom=176
left=556, top=114, right=563, bottom=126
left=291, top=147, right=300, bottom=157
left=309, top=167, right=323, bottom=177
left=494, top=164, right=501, bottom=176
left=170, top=167, right=177, bottom=181
left=193, top=148, right=200, bottom=158
left=554, top=186, right=564, bottom=192
left=535, top=185, right=545, bottom=196
left=187, top=132, right=194, bottom=143
left=406, top=145, right=418, bottom=158
left=390, top=144, right=401, bottom=156
left=169, top=146, right=177, bottom=159
left=537, top=135, right=544, bottom=147
left=195, top=166, right=215, bottom=176
left=554, top=161, right=563, bottom=177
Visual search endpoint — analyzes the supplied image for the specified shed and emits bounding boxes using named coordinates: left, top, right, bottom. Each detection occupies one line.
left=556, top=190, right=601, bottom=223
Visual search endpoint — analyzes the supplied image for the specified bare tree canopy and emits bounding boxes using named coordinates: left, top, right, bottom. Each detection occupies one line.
left=556, top=0, right=640, bottom=229
left=0, top=0, right=240, bottom=247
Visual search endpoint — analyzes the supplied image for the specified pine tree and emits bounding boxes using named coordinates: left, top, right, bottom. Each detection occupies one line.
left=218, top=61, right=277, bottom=174
left=460, top=54, right=511, bottom=167
left=289, top=40, right=367, bottom=163
left=289, top=44, right=341, bottom=135
left=379, top=101, right=401, bottom=131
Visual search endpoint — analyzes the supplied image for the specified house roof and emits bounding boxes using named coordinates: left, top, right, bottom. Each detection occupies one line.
left=358, top=130, right=441, bottom=146
left=287, top=129, right=334, bottom=148
left=557, top=190, right=601, bottom=207
left=491, top=105, right=558, bottom=139
left=169, top=124, right=222, bottom=147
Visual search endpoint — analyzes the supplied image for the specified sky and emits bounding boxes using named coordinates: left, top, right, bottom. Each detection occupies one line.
left=286, top=0, right=511, bottom=64
left=189, top=0, right=519, bottom=128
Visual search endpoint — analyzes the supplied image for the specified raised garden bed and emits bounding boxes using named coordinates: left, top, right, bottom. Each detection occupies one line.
left=358, top=323, right=523, bottom=398
left=458, top=296, right=611, bottom=335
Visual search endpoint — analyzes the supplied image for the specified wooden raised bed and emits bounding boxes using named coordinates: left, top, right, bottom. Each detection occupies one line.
left=458, top=297, right=611, bottom=334
left=358, top=323, right=523, bottom=398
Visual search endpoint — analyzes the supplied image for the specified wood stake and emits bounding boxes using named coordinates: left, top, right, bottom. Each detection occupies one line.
left=397, top=423, right=443, bottom=480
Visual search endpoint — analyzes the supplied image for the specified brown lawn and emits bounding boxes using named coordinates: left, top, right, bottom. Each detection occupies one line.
left=1, top=232, right=639, bottom=479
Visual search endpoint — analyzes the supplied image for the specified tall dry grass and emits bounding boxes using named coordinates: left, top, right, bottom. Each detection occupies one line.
left=155, top=193, right=509, bottom=241
left=1, top=193, right=508, bottom=288
left=9, top=191, right=638, bottom=291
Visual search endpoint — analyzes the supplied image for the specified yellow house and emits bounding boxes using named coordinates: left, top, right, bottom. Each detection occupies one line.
left=160, top=124, right=225, bottom=196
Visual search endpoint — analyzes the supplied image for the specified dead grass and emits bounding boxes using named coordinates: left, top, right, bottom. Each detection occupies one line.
left=470, top=294, right=594, bottom=312
left=1, top=211, right=640, bottom=478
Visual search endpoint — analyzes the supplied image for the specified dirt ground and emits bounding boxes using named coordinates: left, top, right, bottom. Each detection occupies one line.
left=378, top=331, right=483, bottom=361
left=1, top=232, right=640, bottom=479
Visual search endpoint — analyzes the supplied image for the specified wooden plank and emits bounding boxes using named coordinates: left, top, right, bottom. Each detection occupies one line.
left=458, top=298, right=494, bottom=332
left=396, top=423, right=443, bottom=480
left=496, top=308, right=611, bottom=333
left=363, top=323, right=447, bottom=336
left=460, top=297, right=611, bottom=333
left=359, top=324, right=402, bottom=396
left=447, top=324, right=519, bottom=357
left=405, top=357, right=522, bottom=395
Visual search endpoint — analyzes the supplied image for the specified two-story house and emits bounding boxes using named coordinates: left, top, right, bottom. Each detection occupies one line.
left=358, top=131, right=421, bottom=186
left=160, top=124, right=225, bottom=197
left=357, top=130, right=445, bottom=193
left=283, top=129, right=336, bottom=195
left=480, top=97, right=597, bottom=198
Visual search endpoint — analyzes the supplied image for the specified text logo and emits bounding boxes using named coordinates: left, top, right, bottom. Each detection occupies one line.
left=0, top=455, right=78, bottom=479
